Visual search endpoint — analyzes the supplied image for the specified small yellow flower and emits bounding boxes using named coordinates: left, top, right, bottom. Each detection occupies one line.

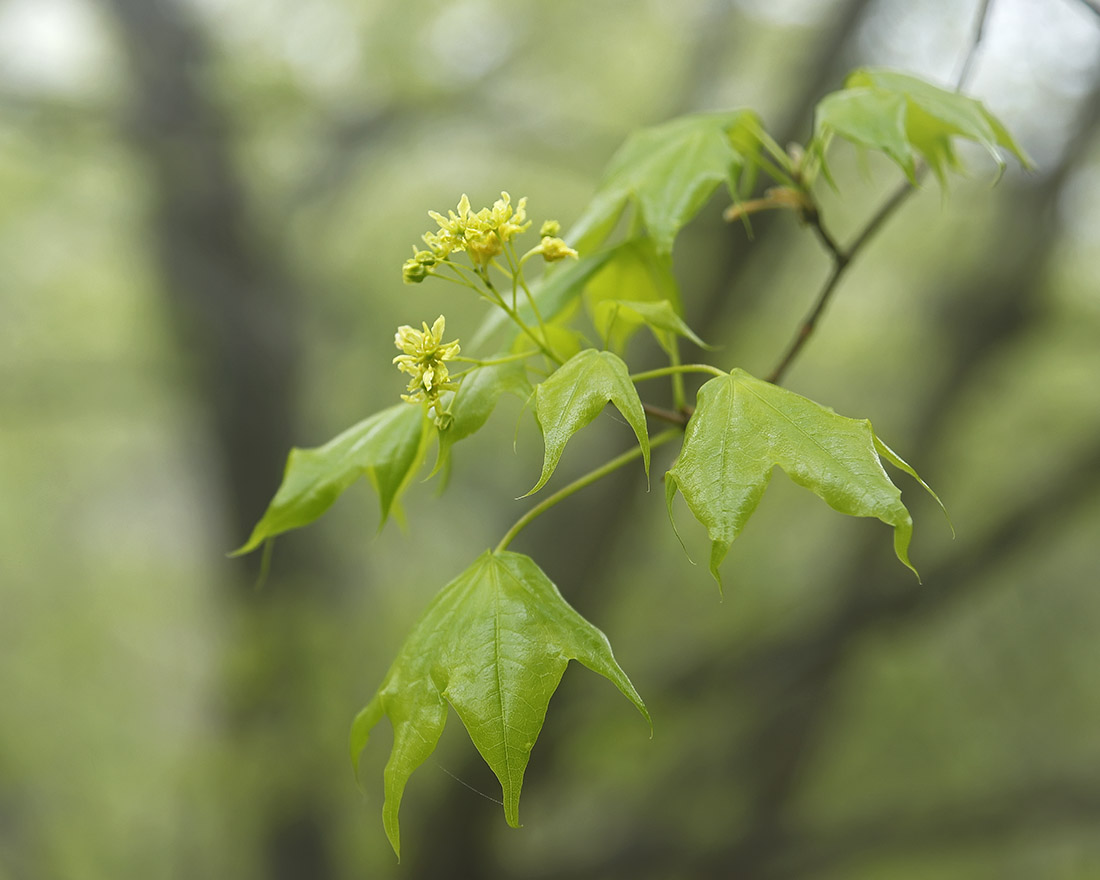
left=423, top=193, right=475, bottom=258
left=539, top=219, right=561, bottom=238
left=464, top=226, right=503, bottom=266
left=532, top=236, right=578, bottom=262
left=416, top=192, right=534, bottom=268
left=393, top=316, right=461, bottom=420
left=487, top=192, right=531, bottom=242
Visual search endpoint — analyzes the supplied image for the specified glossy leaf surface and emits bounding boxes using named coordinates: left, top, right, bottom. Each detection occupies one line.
left=529, top=349, right=650, bottom=495
left=666, top=369, right=938, bottom=585
left=814, top=67, right=1032, bottom=184
left=234, top=404, right=428, bottom=554
left=568, top=110, right=766, bottom=254
left=350, top=550, right=649, bottom=858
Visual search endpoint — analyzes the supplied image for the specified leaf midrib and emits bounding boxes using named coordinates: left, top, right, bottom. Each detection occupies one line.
left=488, top=561, right=514, bottom=809
left=738, top=375, right=853, bottom=480
left=550, top=353, right=601, bottom=437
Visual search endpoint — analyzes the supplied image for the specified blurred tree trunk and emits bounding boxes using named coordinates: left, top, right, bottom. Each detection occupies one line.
left=98, top=0, right=298, bottom=550
left=98, top=1, right=341, bottom=877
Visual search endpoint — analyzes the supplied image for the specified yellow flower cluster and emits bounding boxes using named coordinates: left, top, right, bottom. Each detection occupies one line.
left=404, top=192, right=537, bottom=281
left=429, top=191, right=530, bottom=266
left=392, top=315, right=460, bottom=421
left=402, top=192, right=577, bottom=282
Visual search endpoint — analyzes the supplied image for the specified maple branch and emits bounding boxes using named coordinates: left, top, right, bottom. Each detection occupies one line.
left=765, top=182, right=916, bottom=383
left=633, top=364, right=721, bottom=424
left=494, top=429, right=680, bottom=553
left=642, top=402, right=689, bottom=426
left=955, top=0, right=994, bottom=87
left=766, top=0, right=994, bottom=385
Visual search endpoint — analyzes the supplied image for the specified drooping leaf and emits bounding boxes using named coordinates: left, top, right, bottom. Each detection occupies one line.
left=349, top=550, right=649, bottom=858
left=233, top=404, right=429, bottom=555
left=813, top=67, right=1032, bottom=185
left=592, top=299, right=712, bottom=356
left=665, top=369, right=942, bottom=585
left=431, top=359, right=532, bottom=477
left=583, top=237, right=682, bottom=353
left=568, top=110, right=769, bottom=255
left=815, top=89, right=915, bottom=178
left=528, top=349, right=650, bottom=495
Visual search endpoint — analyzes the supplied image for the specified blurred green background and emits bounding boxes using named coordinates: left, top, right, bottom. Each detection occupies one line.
left=3, top=0, right=1100, bottom=877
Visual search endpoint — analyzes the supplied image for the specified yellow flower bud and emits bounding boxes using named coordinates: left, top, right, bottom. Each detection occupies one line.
left=535, top=236, right=578, bottom=262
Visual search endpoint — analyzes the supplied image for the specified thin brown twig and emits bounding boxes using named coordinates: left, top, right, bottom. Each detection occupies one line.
left=955, top=0, right=994, bottom=86
left=765, top=179, right=919, bottom=383
left=766, top=0, right=995, bottom=385
left=643, top=402, right=690, bottom=426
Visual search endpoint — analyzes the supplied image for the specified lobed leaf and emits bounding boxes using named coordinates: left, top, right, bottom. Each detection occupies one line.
left=813, top=67, right=1033, bottom=185
left=666, top=369, right=941, bottom=586
left=350, top=550, right=649, bottom=858
left=567, top=110, right=767, bottom=255
left=528, top=349, right=650, bottom=496
left=233, top=404, right=429, bottom=555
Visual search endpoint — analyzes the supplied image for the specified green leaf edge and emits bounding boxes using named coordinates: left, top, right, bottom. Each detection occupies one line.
left=231, top=404, right=430, bottom=556
left=664, top=369, right=946, bottom=587
left=593, top=298, right=714, bottom=353
left=348, top=549, right=651, bottom=860
left=526, top=349, right=651, bottom=497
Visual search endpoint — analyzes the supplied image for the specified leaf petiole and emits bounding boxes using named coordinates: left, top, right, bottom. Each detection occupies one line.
left=453, top=351, right=535, bottom=367
left=495, top=429, right=680, bottom=552
left=483, top=276, right=563, bottom=365
left=630, top=364, right=726, bottom=383
left=668, top=343, right=687, bottom=411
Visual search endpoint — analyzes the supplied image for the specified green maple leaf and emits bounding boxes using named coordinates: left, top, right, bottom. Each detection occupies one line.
left=529, top=349, right=650, bottom=496
left=568, top=110, right=771, bottom=255
left=665, top=369, right=945, bottom=585
left=233, top=404, right=430, bottom=555
left=349, top=550, right=649, bottom=859
left=813, top=67, right=1032, bottom=185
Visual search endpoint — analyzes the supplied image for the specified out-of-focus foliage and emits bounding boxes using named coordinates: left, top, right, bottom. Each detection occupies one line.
left=568, top=110, right=771, bottom=254
left=3, top=0, right=1100, bottom=878
left=812, top=66, right=1033, bottom=184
